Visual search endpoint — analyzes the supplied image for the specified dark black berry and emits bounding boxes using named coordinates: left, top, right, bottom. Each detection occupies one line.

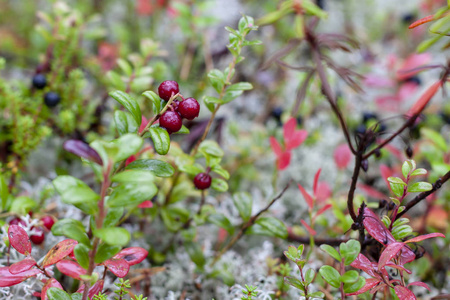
left=362, top=112, right=378, bottom=123
left=405, top=76, right=421, bottom=85
left=402, top=13, right=415, bottom=24
left=271, top=107, right=283, bottom=120
left=194, top=173, right=212, bottom=190
left=361, top=159, right=369, bottom=172
left=316, top=0, right=325, bottom=9
left=439, top=111, right=450, bottom=124
left=355, top=124, right=367, bottom=135
left=159, top=111, right=182, bottom=134
left=44, top=92, right=61, bottom=107
left=158, top=80, right=179, bottom=101
left=32, top=74, right=47, bottom=89
left=178, top=98, right=200, bottom=120
left=296, top=116, right=303, bottom=126
left=405, top=146, right=413, bottom=158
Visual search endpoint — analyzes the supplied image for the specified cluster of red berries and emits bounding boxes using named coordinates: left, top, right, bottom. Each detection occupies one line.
left=9, top=215, right=55, bottom=245
left=32, top=74, right=61, bottom=107
left=158, top=80, right=200, bottom=134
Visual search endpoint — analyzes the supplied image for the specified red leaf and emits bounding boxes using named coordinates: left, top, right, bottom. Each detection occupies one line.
left=285, top=130, right=308, bottom=150
left=300, top=220, right=316, bottom=236
left=56, top=260, right=87, bottom=280
left=346, top=278, right=381, bottom=296
left=315, top=182, right=331, bottom=203
left=269, top=137, right=283, bottom=156
left=357, top=183, right=386, bottom=199
left=0, top=266, right=40, bottom=287
left=8, top=225, right=31, bottom=255
left=42, top=239, right=78, bottom=268
left=385, top=261, right=412, bottom=274
left=378, top=242, right=405, bottom=270
left=407, top=81, right=442, bottom=117
left=396, top=53, right=431, bottom=80
left=103, top=258, right=130, bottom=278
left=76, top=280, right=104, bottom=299
left=283, top=118, right=297, bottom=143
left=350, top=253, right=379, bottom=278
left=298, top=183, right=314, bottom=210
left=407, top=281, right=430, bottom=291
left=315, top=204, right=332, bottom=218
left=63, top=140, right=103, bottom=165
left=405, top=232, right=445, bottom=244
left=9, top=257, right=36, bottom=274
left=334, top=144, right=352, bottom=170
left=137, top=200, right=153, bottom=208
left=313, top=169, right=321, bottom=197
left=363, top=208, right=395, bottom=245
left=277, top=151, right=291, bottom=170
left=394, top=285, right=416, bottom=300
left=113, top=247, right=148, bottom=266
left=379, top=164, right=393, bottom=188
left=41, top=278, right=63, bottom=300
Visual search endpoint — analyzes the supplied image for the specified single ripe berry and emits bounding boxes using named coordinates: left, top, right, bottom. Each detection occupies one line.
left=32, top=74, right=47, bottom=89
left=44, top=92, right=61, bottom=107
left=159, top=111, right=182, bottom=134
left=193, top=173, right=212, bottom=190
left=178, top=98, right=200, bottom=120
left=30, top=227, right=45, bottom=245
left=41, top=216, right=55, bottom=231
left=158, top=80, right=179, bottom=101
left=9, top=218, right=26, bottom=227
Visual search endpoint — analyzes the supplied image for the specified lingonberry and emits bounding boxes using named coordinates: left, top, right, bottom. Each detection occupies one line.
left=44, top=92, right=61, bottom=107
left=160, top=111, right=182, bottom=134
left=178, top=97, right=200, bottom=120
left=194, top=173, right=212, bottom=190
left=30, top=227, right=45, bottom=245
left=158, top=80, right=179, bottom=101
left=9, top=218, right=26, bottom=227
left=41, top=216, right=55, bottom=231
left=32, top=74, right=47, bottom=89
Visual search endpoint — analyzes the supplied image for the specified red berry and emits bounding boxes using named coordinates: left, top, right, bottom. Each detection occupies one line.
left=41, top=216, right=55, bottom=231
left=194, top=173, right=212, bottom=190
left=159, top=111, right=182, bottom=134
left=9, top=218, right=26, bottom=227
left=178, top=98, right=200, bottom=120
left=30, top=227, right=45, bottom=245
left=172, top=100, right=180, bottom=112
left=158, top=80, right=179, bottom=101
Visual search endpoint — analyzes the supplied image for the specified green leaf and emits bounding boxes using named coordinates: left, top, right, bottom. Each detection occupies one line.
left=402, top=161, right=412, bottom=179
left=103, top=207, right=124, bottom=228
left=111, top=170, right=155, bottom=183
left=207, top=69, right=225, bottom=93
left=126, top=159, right=175, bottom=177
left=173, top=125, right=190, bottom=135
left=185, top=242, right=206, bottom=268
left=207, top=213, right=235, bottom=235
left=107, top=182, right=157, bottom=207
left=178, top=163, right=204, bottom=175
left=52, top=219, right=90, bottom=246
left=392, top=224, right=413, bottom=240
left=109, top=90, right=142, bottom=126
left=117, top=58, right=133, bottom=76
left=319, top=265, right=341, bottom=288
left=389, top=182, right=405, bottom=198
left=198, top=140, right=224, bottom=157
left=74, top=243, right=90, bottom=269
left=53, top=176, right=99, bottom=205
left=71, top=293, right=83, bottom=300
left=407, top=182, right=432, bottom=193
left=284, top=276, right=305, bottom=291
left=340, top=240, right=360, bottom=265
left=47, top=288, right=71, bottom=300
left=94, top=243, right=121, bottom=264
left=0, top=174, right=9, bottom=210
left=387, top=177, right=407, bottom=185
left=304, top=268, right=315, bottom=284
left=9, top=196, right=37, bottom=215
left=248, top=217, right=288, bottom=239
left=114, top=110, right=138, bottom=136
left=222, top=89, right=244, bottom=103
left=232, top=192, right=252, bottom=222
left=204, top=96, right=223, bottom=105
left=320, top=245, right=341, bottom=262
left=308, top=291, right=325, bottom=298
left=410, top=168, right=427, bottom=176
left=211, top=178, right=228, bottom=192
left=421, top=128, right=448, bottom=151
left=227, top=82, right=253, bottom=91
left=148, top=126, right=171, bottom=155
left=302, top=0, right=328, bottom=18
left=343, top=276, right=366, bottom=294
left=211, top=164, right=230, bottom=179
left=111, top=134, right=144, bottom=162
left=95, top=227, right=130, bottom=246
left=340, top=270, right=359, bottom=284
left=142, top=91, right=161, bottom=114
left=107, top=71, right=126, bottom=90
